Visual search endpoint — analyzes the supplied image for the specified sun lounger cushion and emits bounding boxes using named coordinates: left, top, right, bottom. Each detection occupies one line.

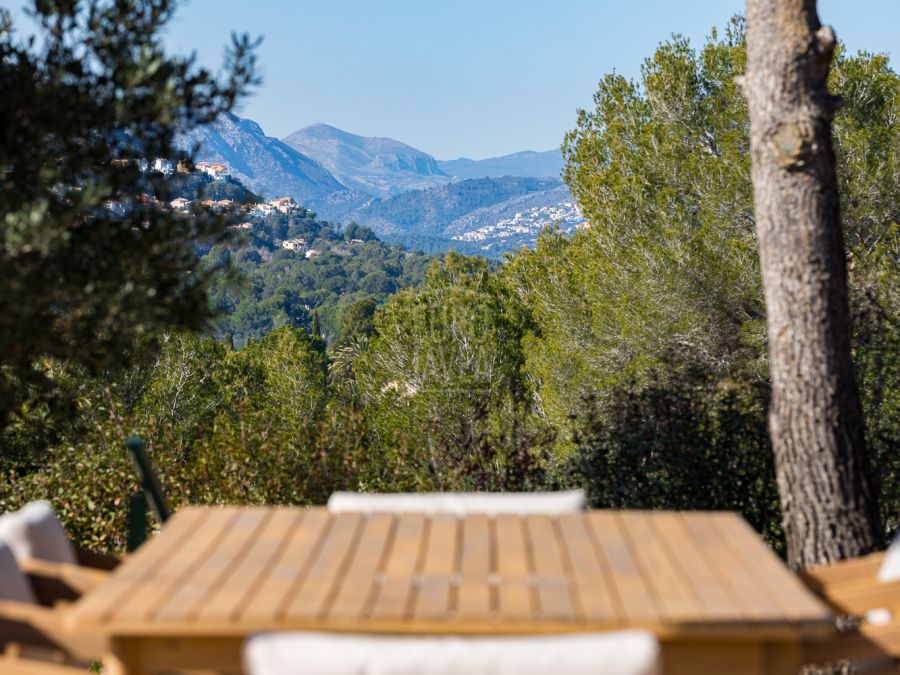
left=327, top=490, right=586, bottom=515
left=879, top=530, right=900, bottom=582
left=0, top=501, right=78, bottom=565
left=243, top=631, right=662, bottom=675
left=0, top=542, right=36, bottom=604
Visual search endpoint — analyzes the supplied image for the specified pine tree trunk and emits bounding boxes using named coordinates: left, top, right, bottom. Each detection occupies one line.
left=742, top=0, right=883, bottom=570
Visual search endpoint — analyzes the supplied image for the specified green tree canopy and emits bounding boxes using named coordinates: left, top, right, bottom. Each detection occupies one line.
left=509, top=18, right=899, bottom=465
left=358, top=253, right=537, bottom=460
left=336, top=299, right=378, bottom=346
left=0, top=0, right=259, bottom=430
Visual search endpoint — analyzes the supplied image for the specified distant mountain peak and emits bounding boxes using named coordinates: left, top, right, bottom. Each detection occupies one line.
left=282, top=124, right=450, bottom=198
left=292, top=123, right=419, bottom=147
left=177, top=113, right=344, bottom=201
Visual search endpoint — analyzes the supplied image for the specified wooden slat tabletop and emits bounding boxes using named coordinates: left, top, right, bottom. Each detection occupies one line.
left=68, top=507, right=832, bottom=640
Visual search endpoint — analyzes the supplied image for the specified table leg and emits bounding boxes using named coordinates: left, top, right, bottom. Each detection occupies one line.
left=103, top=638, right=145, bottom=675
left=663, top=638, right=804, bottom=675
left=765, top=641, right=803, bottom=675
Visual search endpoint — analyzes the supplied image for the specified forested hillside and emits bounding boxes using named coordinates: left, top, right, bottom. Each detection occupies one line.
left=311, top=176, right=583, bottom=255
left=202, top=210, right=437, bottom=345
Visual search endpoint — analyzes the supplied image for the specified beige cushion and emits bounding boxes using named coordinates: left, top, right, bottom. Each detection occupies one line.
left=243, top=631, right=662, bottom=675
left=0, top=501, right=78, bottom=565
left=327, top=490, right=586, bottom=516
left=0, top=541, right=36, bottom=604
left=878, top=531, right=900, bottom=582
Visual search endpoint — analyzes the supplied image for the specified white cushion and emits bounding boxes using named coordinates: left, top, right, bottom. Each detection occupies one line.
left=327, top=490, right=586, bottom=516
left=0, top=501, right=78, bottom=565
left=243, top=631, right=661, bottom=675
left=878, top=531, right=900, bottom=582
left=0, top=542, right=36, bottom=604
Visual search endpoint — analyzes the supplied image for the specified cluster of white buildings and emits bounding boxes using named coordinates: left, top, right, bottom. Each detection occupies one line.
left=170, top=197, right=238, bottom=213
left=251, top=197, right=301, bottom=217
left=113, top=158, right=230, bottom=179
left=107, top=158, right=310, bottom=226
left=105, top=195, right=242, bottom=215
left=452, top=201, right=587, bottom=246
left=145, top=158, right=177, bottom=175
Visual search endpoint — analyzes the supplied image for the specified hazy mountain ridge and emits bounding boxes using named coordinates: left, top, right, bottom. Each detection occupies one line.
left=182, top=114, right=581, bottom=257
left=438, top=149, right=564, bottom=180
left=282, top=124, right=452, bottom=198
left=177, top=113, right=344, bottom=201
left=307, top=177, right=581, bottom=257
left=305, top=189, right=374, bottom=224
left=339, top=177, right=560, bottom=237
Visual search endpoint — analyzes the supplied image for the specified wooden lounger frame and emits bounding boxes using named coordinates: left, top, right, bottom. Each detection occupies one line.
left=801, top=551, right=900, bottom=672
left=0, top=558, right=113, bottom=670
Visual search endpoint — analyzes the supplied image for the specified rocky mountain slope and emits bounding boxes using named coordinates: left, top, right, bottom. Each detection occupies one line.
left=282, top=124, right=451, bottom=198
left=177, top=113, right=344, bottom=201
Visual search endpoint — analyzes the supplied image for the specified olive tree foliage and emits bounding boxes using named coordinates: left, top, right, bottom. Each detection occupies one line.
left=140, top=332, right=227, bottom=457
left=235, top=327, right=329, bottom=424
left=0, top=0, right=259, bottom=435
left=136, top=327, right=328, bottom=458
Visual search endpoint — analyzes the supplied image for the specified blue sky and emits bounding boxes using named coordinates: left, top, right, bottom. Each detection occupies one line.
left=9, top=1, right=900, bottom=159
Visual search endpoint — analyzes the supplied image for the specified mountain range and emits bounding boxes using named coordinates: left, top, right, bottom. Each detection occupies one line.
left=438, top=149, right=564, bottom=180
left=283, top=124, right=451, bottom=198
left=180, top=113, right=583, bottom=256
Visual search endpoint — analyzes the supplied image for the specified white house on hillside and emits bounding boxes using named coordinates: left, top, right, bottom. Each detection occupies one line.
left=251, top=203, right=273, bottom=216
left=196, top=162, right=230, bottom=180
left=269, top=197, right=299, bottom=214
left=281, top=238, right=308, bottom=252
left=152, top=158, right=175, bottom=175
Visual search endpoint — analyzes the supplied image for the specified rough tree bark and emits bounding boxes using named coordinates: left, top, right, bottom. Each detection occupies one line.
left=742, top=0, right=884, bottom=570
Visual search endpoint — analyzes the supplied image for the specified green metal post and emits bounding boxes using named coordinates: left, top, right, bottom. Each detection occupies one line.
left=125, top=436, right=171, bottom=523
left=126, top=493, right=148, bottom=552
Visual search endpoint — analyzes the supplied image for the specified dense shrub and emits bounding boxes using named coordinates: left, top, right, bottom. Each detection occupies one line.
left=566, top=370, right=784, bottom=549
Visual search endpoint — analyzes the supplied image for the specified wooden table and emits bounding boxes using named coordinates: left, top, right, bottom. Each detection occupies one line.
left=68, top=506, right=833, bottom=675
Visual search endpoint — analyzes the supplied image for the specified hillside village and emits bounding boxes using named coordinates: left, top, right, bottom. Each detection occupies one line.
left=105, top=157, right=304, bottom=222
left=112, top=154, right=584, bottom=259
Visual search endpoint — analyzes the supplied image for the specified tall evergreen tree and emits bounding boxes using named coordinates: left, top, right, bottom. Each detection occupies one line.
left=0, top=1, right=259, bottom=434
